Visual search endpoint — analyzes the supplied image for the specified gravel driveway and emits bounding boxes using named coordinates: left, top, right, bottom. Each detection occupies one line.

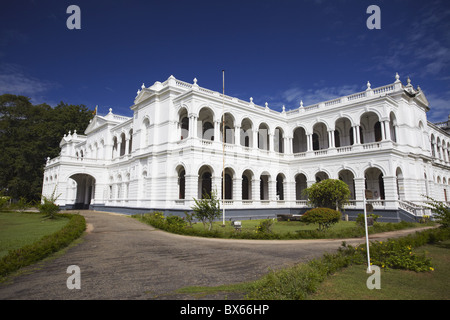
left=0, top=210, right=433, bottom=300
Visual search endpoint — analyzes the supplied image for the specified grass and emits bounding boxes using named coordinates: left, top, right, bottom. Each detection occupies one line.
left=0, top=211, right=86, bottom=280
left=134, top=212, right=434, bottom=240
left=174, top=240, right=450, bottom=300
left=169, top=228, right=450, bottom=300
left=0, top=211, right=70, bottom=258
left=310, top=239, right=450, bottom=300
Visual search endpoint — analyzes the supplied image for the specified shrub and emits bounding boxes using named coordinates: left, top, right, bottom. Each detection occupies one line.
left=166, top=215, right=186, bottom=229
left=300, top=208, right=342, bottom=231
left=184, top=211, right=194, bottom=227
left=423, top=196, right=450, bottom=228
left=191, top=190, right=221, bottom=231
left=38, top=189, right=61, bottom=219
left=343, top=227, right=450, bottom=272
left=303, top=179, right=350, bottom=210
left=0, top=196, right=11, bottom=211
left=256, top=219, right=274, bottom=234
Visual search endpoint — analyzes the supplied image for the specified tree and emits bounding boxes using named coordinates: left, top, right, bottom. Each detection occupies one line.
left=191, top=190, right=221, bottom=231
left=0, top=94, right=93, bottom=202
left=303, top=179, right=350, bottom=210
left=423, top=196, right=450, bottom=228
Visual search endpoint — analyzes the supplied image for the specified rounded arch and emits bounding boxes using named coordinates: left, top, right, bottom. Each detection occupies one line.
left=174, top=161, right=188, bottom=175
left=241, top=169, right=254, bottom=200
left=293, top=126, right=308, bottom=153
left=338, top=169, right=355, bottom=199
left=257, top=122, right=270, bottom=150
left=334, top=117, right=353, bottom=148
left=175, top=164, right=186, bottom=200
left=67, top=173, right=97, bottom=209
left=361, top=163, right=388, bottom=177
left=178, top=107, right=189, bottom=140
left=294, top=172, right=308, bottom=200
left=141, top=117, right=151, bottom=148
left=364, top=166, right=385, bottom=200
left=198, top=106, right=216, bottom=140
left=315, top=170, right=330, bottom=182
left=389, top=111, right=398, bottom=142
left=240, top=117, right=254, bottom=147
left=220, top=112, right=236, bottom=144
left=259, top=171, right=271, bottom=200
left=312, top=122, right=329, bottom=150
left=274, top=126, right=285, bottom=153
left=312, top=118, right=331, bottom=131
left=198, top=164, right=214, bottom=199
left=221, top=167, right=235, bottom=200
left=360, top=111, right=382, bottom=143
left=177, top=104, right=190, bottom=116
left=276, top=172, right=286, bottom=200
left=196, top=105, right=217, bottom=120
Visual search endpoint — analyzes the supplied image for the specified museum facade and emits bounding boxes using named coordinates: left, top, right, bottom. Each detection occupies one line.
left=42, top=74, right=450, bottom=222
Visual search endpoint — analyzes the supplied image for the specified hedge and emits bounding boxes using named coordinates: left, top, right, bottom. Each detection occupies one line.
left=0, top=213, right=86, bottom=279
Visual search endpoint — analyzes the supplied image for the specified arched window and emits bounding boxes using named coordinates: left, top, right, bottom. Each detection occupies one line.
left=181, top=117, right=189, bottom=140
left=276, top=174, right=284, bottom=200
left=112, top=136, right=118, bottom=158
left=260, top=173, right=270, bottom=200
left=295, top=174, right=308, bottom=200
left=374, top=122, right=382, bottom=142
left=128, top=129, right=133, bottom=154
left=120, top=133, right=126, bottom=156
left=293, top=127, right=307, bottom=153
left=312, top=133, right=320, bottom=151
left=334, top=130, right=341, bottom=148
left=242, top=170, right=253, bottom=200
left=178, top=169, right=185, bottom=199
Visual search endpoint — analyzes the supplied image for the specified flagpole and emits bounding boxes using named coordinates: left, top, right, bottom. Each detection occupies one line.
left=222, top=70, right=226, bottom=226
left=363, top=192, right=372, bottom=273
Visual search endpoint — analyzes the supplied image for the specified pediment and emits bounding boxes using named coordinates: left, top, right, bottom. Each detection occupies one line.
left=415, top=90, right=430, bottom=110
left=134, top=88, right=155, bottom=105
left=84, top=116, right=108, bottom=135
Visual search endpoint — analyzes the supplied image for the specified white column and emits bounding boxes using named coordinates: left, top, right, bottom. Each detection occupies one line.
left=252, top=129, right=258, bottom=149
left=384, top=120, right=391, bottom=141
left=214, top=120, right=220, bottom=142
left=234, top=177, right=242, bottom=201
left=269, top=133, right=274, bottom=152
left=252, top=178, right=260, bottom=202
left=234, top=125, right=240, bottom=145
left=307, top=134, right=312, bottom=151
left=328, top=130, right=335, bottom=148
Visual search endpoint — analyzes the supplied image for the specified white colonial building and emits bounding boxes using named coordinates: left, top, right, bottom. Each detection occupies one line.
left=42, top=74, right=450, bottom=222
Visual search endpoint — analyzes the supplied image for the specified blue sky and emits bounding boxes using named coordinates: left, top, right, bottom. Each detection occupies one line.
left=0, top=0, right=449, bottom=122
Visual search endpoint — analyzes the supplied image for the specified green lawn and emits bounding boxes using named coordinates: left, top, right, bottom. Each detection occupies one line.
left=173, top=238, right=450, bottom=300
left=0, top=211, right=70, bottom=258
left=192, top=219, right=354, bottom=234
left=184, top=218, right=430, bottom=239
left=310, top=239, right=450, bottom=300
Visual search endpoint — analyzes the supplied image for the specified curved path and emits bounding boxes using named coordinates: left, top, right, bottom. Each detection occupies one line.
left=0, top=210, right=433, bottom=300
